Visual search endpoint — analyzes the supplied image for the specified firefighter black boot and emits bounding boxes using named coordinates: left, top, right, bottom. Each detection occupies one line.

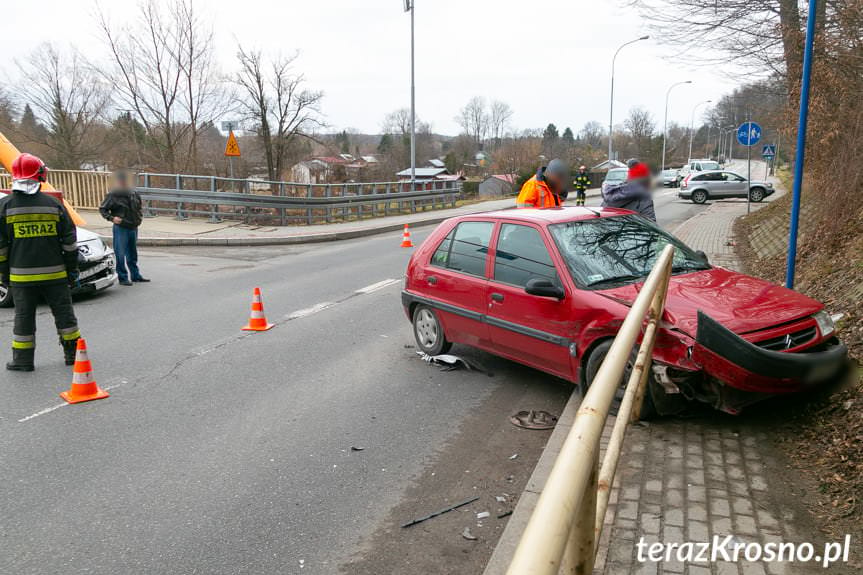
left=6, top=348, right=35, bottom=372
left=61, top=338, right=79, bottom=366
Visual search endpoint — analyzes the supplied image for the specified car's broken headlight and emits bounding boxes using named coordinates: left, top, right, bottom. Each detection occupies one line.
left=813, top=310, right=835, bottom=337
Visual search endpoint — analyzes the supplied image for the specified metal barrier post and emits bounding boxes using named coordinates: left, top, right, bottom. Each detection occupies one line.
left=143, top=174, right=155, bottom=217
left=279, top=182, right=286, bottom=226
left=306, top=184, right=313, bottom=225
left=176, top=174, right=187, bottom=220
left=563, top=449, right=598, bottom=575
left=325, top=185, right=333, bottom=223
left=208, top=176, right=221, bottom=223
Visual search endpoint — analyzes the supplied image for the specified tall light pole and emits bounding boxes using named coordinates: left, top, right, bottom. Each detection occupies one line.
left=661, top=80, right=692, bottom=172
left=608, top=35, right=649, bottom=162
left=404, top=0, right=416, bottom=189
left=687, top=99, right=711, bottom=161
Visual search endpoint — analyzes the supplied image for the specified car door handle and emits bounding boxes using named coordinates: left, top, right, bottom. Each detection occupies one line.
left=490, top=292, right=504, bottom=302
left=427, top=275, right=437, bottom=285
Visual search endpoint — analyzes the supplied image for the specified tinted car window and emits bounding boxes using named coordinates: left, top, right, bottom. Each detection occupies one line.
left=431, top=221, right=493, bottom=277
left=549, top=215, right=708, bottom=288
left=494, top=224, right=559, bottom=287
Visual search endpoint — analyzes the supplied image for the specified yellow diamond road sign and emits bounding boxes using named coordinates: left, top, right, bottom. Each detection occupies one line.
left=225, top=131, right=241, bottom=157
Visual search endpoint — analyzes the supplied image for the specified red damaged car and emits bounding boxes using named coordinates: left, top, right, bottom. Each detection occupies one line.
left=401, top=207, right=847, bottom=415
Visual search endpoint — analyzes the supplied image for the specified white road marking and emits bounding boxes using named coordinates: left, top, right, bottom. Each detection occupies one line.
left=355, top=278, right=400, bottom=294
left=286, top=302, right=335, bottom=320
left=18, top=379, right=127, bottom=423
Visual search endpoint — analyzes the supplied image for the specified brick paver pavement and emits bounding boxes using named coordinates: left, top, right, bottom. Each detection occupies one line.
left=593, top=187, right=836, bottom=575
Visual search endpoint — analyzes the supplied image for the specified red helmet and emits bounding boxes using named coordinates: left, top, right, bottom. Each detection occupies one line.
left=11, top=153, right=47, bottom=182
left=627, top=162, right=650, bottom=180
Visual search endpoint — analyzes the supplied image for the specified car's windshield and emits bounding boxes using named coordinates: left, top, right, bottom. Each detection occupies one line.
left=549, top=215, right=709, bottom=288
left=661, top=170, right=676, bottom=176
left=700, top=161, right=720, bottom=171
left=605, top=169, right=627, bottom=182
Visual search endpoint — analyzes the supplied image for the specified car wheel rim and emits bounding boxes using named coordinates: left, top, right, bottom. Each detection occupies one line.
left=751, top=190, right=763, bottom=201
left=694, top=192, right=706, bottom=203
left=416, top=309, right=438, bottom=349
left=0, top=284, right=7, bottom=301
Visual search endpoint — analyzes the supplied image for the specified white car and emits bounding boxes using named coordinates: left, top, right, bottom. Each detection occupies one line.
left=0, top=227, right=116, bottom=307
left=677, top=159, right=721, bottom=185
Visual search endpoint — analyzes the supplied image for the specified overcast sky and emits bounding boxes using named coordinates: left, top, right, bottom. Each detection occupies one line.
left=4, top=0, right=739, bottom=136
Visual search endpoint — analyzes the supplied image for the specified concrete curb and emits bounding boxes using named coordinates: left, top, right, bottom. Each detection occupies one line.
left=482, top=388, right=582, bottom=575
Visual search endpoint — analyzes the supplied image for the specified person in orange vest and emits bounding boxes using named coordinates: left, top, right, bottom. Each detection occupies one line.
left=516, top=159, right=569, bottom=208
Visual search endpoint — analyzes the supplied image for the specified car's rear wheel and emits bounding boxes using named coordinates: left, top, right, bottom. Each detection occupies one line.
left=749, top=187, right=765, bottom=202
left=691, top=190, right=708, bottom=204
left=413, top=305, right=452, bottom=356
left=584, top=340, right=655, bottom=419
left=0, top=284, right=13, bottom=308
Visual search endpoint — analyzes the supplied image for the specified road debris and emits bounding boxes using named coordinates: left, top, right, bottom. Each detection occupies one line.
left=401, top=496, right=480, bottom=528
left=461, top=527, right=477, bottom=541
left=497, top=510, right=513, bottom=519
left=508, top=453, right=518, bottom=460
left=350, top=446, right=365, bottom=452
left=495, top=495, right=507, bottom=503
left=416, top=351, right=492, bottom=375
left=510, top=410, right=558, bottom=430
left=476, top=511, right=490, bottom=520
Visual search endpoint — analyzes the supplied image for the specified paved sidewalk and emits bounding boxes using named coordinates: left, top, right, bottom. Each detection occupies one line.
left=80, top=188, right=602, bottom=246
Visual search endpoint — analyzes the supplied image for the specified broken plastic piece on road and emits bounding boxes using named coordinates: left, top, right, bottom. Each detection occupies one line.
left=401, top=496, right=480, bottom=528
left=495, top=495, right=507, bottom=503
left=498, top=510, right=513, bottom=519
left=509, top=453, right=518, bottom=460
left=350, top=446, right=365, bottom=452
left=461, top=527, right=477, bottom=541
left=476, top=511, right=490, bottom=520
left=509, top=409, right=558, bottom=430
left=416, top=351, right=492, bottom=375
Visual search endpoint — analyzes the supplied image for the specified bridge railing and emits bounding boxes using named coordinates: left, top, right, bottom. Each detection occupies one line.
left=134, top=173, right=462, bottom=225
left=505, top=244, right=675, bottom=575
left=0, top=169, right=111, bottom=208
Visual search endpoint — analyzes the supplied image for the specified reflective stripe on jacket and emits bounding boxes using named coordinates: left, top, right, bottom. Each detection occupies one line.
left=0, top=192, right=78, bottom=286
left=516, top=175, right=560, bottom=208
left=574, top=172, right=591, bottom=191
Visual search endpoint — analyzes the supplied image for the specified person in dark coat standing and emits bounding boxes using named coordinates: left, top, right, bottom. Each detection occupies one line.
left=99, top=171, right=149, bottom=286
left=601, top=161, right=657, bottom=222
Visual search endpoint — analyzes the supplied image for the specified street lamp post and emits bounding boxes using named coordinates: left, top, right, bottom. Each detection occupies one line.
left=661, top=80, right=692, bottom=172
left=404, top=0, right=416, bottom=190
left=688, top=99, right=711, bottom=161
left=608, top=35, right=649, bottom=162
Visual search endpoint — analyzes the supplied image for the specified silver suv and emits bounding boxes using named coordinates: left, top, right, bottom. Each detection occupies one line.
left=678, top=170, right=774, bottom=204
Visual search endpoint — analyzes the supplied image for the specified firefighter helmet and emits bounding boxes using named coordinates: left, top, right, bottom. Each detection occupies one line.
left=11, top=153, right=47, bottom=182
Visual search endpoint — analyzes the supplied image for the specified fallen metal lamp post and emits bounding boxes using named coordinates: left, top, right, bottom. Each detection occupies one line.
left=505, top=245, right=674, bottom=575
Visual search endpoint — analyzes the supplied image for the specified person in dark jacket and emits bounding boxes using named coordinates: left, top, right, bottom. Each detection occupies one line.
left=573, top=165, right=591, bottom=206
left=99, top=170, right=149, bottom=286
left=0, top=153, right=81, bottom=371
left=601, top=161, right=656, bottom=222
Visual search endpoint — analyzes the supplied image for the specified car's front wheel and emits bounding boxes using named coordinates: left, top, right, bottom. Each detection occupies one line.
left=412, top=305, right=452, bottom=356
left=749, top=187, right=765, bottom=202
left=0, top=284, right=13, bottom=308
left=584, top=340, right=655, bottom=419
left=691, top=190, right=708, bottom=204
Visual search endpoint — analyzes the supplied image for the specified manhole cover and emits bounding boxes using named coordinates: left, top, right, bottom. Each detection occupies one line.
left=510, top=410, right=558, bottom=430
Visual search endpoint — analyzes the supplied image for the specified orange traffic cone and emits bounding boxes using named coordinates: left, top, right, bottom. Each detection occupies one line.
left=242, top=287, right=274, bottom=331
left=60, top=339, right=109, bottom=404
left=400, top=224, right=414, bottom=248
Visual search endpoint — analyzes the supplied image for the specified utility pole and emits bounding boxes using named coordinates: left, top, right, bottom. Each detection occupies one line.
left=608, top=36, right=649, bottom=162
left=661, top=80, right=692, bottom=172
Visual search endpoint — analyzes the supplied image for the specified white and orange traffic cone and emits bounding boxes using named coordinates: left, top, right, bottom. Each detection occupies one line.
left=60, top=339, right=109, bottom=404
left=242, top=287, right=274, bottom=331
left=400, top=224, right=414, bottom=248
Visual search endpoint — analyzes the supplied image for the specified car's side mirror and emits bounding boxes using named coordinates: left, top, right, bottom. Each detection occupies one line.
left=525, top=278, right=565, bottom=300
left=695, top=250, right=709, bottom=264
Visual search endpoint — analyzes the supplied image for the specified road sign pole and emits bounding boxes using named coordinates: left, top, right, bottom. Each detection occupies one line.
left=746, top=113, right=752, bottom=215
left=786, top=0, right=818, bottom=289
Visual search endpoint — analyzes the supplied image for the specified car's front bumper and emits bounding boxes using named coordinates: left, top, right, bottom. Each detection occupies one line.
left=73, top=255, right=117, bottom=294
left=692, top=311, right=848, bottom=394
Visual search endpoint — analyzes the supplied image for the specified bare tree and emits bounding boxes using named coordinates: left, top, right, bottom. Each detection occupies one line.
left=580, top=121, right=605, bottom=149
left=624, top=107, right=656, bottom=158
left=382, top=108, right=412, bottom=136
left=234, top=46, right=324, bottom=182
left=488, top=100, right=513, bottom=148
left=13, top=44, right=111, bottom=169
left=98, top=0, right=222, bottom=172
left=455, top=96, right=489, bottom=147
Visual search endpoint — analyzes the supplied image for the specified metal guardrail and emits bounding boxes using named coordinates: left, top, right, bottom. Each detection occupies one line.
left=506, top=244, right=675, bottom=575
left=135, top=173, right=462, bottom=225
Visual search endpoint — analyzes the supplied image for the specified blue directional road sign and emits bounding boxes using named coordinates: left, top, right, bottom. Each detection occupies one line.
left=737, top=122, right=762, bottom=147
left=761, top=144, right=776, bottom=158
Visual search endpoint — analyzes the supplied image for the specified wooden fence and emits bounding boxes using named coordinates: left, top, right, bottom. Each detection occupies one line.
left=0, top=169, right=111, bottom=208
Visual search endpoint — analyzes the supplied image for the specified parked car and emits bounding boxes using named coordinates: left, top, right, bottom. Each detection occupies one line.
left=601, top=168, right=628, bottom=191
left=0, top=227, right=116, bottom=307
left=676, top=159, right=721, bottom=185
left=659, top=169, right=680, bottom=187
left=679, top=170, right=774, bottom=204
left=402, top=207, right=846, bottom=416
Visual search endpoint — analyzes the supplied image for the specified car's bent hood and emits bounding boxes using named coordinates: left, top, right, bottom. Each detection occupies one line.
left=597, top=267, right=823, bottom=337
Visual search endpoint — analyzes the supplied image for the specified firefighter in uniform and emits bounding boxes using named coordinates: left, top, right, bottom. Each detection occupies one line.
left=0, top=153, right=81, bottom=371
left=515, top=158, right=569, bottom=208
left=573, top=165, right=591, bottom=206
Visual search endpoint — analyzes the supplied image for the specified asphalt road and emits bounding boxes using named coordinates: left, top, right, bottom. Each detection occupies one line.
left=0, top=191, right=707, bottom=574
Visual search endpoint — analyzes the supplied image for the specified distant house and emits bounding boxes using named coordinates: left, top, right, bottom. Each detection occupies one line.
left=290, top=155, right=368, bottom=184
left=395, top=167, right=451, bottom=181
left=427, top=158, right=446, bottom=169
left=591, top=159, right=627, bottom=172
left=479, top=174, right=517, bottom=197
